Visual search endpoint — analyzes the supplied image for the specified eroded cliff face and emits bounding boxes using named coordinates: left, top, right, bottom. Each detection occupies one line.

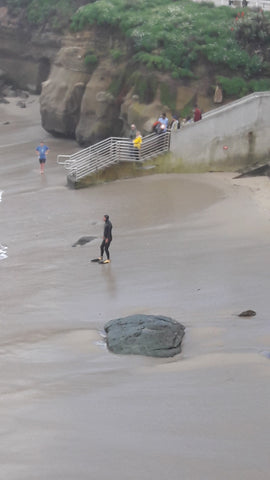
left=39, top=30, right=133, bottom=144
left=0, top=7, right=60, bottom=93
left=40, top=46, right=89, bottom=138
left=0, top=6, right=214, bottom=146
left=0, top=8, right=131, bottom=144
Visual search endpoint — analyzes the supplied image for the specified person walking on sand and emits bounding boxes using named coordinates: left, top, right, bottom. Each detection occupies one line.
left=133, top=131, right=142, bottom=161
left=99, top=214, right=113, bottom=264
left=36, top=141, right=49, bottom=174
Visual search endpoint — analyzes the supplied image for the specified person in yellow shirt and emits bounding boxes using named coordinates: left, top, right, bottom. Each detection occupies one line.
left=133, top=131, right=142, bottom=161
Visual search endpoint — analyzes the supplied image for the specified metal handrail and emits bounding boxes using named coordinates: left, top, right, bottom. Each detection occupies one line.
left=57, top=131, right=171, bottom=181
left=57, top=155, right=71, bottom=165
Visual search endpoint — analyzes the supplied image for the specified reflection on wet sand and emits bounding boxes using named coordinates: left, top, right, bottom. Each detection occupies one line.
left=100, top=264, right=118, bottom=297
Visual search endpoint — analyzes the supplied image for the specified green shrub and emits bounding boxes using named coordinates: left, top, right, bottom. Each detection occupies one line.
left=71, top=0, right=121, bottom=29
left=110, top=49, right=123, bottom=63
left=84, top=53, right=98, bottom=66
left=217, top=76, right=249, bottom=97
left=234, top=11, right=270, bottom=58
left=160, top=82, right=176, bottom=111
left=197, top=1, right=215, bottom=7
left=133, top=52, right=172, bottom=72
left=216, top=74, right=270, bottom=98
left=128, top=72, right=158, bottom=103
left=108, top=72, right=126, bottom=96
left=6, top=0, right=85, bottom=28
left=4, top=0, right=270, bottom=85
left=70, top=0, right=269, bottom=80
left=248, top=78, right=270, bottom=92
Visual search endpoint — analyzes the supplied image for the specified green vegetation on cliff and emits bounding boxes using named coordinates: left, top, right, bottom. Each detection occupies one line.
left=4, top=0, right=270, bottom=97
left=4, top=0, right=87, bottom=29
left=70, top=0, right=270, bottom=81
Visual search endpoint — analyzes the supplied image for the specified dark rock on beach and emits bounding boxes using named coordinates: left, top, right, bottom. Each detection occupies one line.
left=16, top=100, right=26, bottom=108
left=72, top=235, right=97, bottom=247
left=104, top=314, right=185, bottom=358
left=238, top=309, right=256, bottom=317
left=234, top=165, right=270, bottom=179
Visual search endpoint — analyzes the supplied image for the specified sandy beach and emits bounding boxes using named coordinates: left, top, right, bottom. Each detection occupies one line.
left=0, top=96, right=270, bottom=480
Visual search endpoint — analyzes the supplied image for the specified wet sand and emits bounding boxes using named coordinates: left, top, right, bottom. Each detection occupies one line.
left=1, top=97, right=270, bottom=480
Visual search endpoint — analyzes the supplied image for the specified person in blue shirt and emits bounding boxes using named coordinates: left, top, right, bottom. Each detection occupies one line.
left=158, top=112, right=169, bottom=132
left=35, top=141, right=49, bottom=174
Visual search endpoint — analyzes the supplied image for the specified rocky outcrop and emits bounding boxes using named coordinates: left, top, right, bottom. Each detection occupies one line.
left=0, top=8, right=60, bottom=93
left=104, top=314, right=185, bottom=357
left=0, top=7, right=216, bottom=146
left=40, top=46, right=89, bottom=137
left=39, top=45, right=126, bottom=144
left=75, top=59, right=124, bottom=145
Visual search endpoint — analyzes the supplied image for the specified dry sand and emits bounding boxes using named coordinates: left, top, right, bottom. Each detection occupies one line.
left=0, top=96, right=270, bottom=480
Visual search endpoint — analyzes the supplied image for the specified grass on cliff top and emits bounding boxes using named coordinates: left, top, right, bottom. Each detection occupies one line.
left=70, top=0, right=270, bottom=79
left=5, top=0, right=270, bottom=88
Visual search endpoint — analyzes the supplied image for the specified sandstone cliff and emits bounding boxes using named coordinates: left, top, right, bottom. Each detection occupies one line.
left=0, top=6, right=215, bottom=146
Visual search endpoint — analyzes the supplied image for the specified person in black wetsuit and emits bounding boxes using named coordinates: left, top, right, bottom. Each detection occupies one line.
left=99, top=215, right=113, bottom=263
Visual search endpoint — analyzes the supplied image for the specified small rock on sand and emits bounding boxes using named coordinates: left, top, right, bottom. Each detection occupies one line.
left=238, top=309, right=256, bottom=317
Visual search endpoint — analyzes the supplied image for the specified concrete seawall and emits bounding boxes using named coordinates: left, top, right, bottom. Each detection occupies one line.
left=170, top=92, right=270, bottom=168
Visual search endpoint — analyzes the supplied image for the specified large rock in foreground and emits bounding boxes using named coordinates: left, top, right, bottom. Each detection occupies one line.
left=104, top=315, right=185, bottom=358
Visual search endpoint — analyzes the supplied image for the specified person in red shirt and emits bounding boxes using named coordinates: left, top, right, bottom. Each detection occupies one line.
left=193, top=104, right=202, bottom=122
